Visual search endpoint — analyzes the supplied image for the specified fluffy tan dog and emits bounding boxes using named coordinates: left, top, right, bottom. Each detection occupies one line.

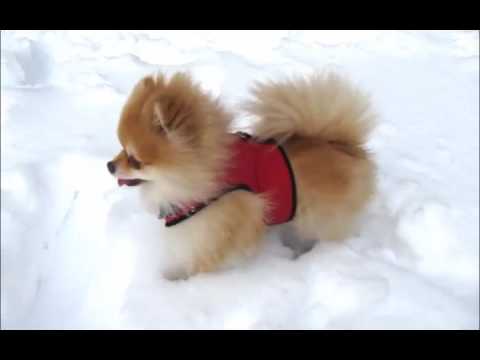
left=107, top=71, right=376, bottom=279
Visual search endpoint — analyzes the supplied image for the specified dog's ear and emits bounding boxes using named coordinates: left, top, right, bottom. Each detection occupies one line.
left=152, top=96, right=195, bottom=136
left=152, top=101, right=170, bottom=134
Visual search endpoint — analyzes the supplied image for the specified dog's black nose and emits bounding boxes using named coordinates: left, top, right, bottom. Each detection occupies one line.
left=107, top=161, right=116, bottom=174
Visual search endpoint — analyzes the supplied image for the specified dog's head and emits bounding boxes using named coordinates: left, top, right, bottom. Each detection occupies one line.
left=107, top=72, right=232, bottom=202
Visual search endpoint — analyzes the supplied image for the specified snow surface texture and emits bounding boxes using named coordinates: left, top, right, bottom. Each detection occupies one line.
left=1, top=30, right=478, bottom=330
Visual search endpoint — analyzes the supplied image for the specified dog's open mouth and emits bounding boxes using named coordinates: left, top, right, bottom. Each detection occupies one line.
left=118, top=178, right=145, bottom=187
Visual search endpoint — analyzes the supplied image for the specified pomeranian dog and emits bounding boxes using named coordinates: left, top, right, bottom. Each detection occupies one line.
left=107, top=71, right=376, bottom=280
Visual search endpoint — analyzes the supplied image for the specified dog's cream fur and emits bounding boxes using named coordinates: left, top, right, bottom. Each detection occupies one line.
left=109, top=71, right=377, bottom=279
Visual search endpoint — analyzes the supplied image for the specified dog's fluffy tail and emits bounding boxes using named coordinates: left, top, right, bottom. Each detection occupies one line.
left=243, top=72, right=376, bottom=147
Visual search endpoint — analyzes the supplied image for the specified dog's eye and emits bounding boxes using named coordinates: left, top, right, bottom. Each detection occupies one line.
left=128, top=155, right=142, bottom=169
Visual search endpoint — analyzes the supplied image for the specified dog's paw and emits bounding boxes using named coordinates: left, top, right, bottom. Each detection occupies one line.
left=162, top=268, right=189, bottom=281
left=280, top=231, right=317, bottom=259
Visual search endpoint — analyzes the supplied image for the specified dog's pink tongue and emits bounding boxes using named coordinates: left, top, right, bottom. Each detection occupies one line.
left=118, top=179, right=128, bottom=186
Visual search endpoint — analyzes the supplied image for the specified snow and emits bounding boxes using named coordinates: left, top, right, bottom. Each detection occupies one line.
left=1, top=30, right=478, bottom=330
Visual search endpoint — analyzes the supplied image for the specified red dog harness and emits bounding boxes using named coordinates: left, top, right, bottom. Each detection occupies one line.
left=163, top=132, right=297, bottom=227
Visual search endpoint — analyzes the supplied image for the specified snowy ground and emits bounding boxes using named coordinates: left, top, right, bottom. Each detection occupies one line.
left=1, top=30, right=478, bottom=330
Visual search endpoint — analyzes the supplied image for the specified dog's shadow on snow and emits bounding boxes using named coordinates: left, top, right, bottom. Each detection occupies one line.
left=343, top=194, right=420, bottom=269
left=274, top=191, right=421, bottom=270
